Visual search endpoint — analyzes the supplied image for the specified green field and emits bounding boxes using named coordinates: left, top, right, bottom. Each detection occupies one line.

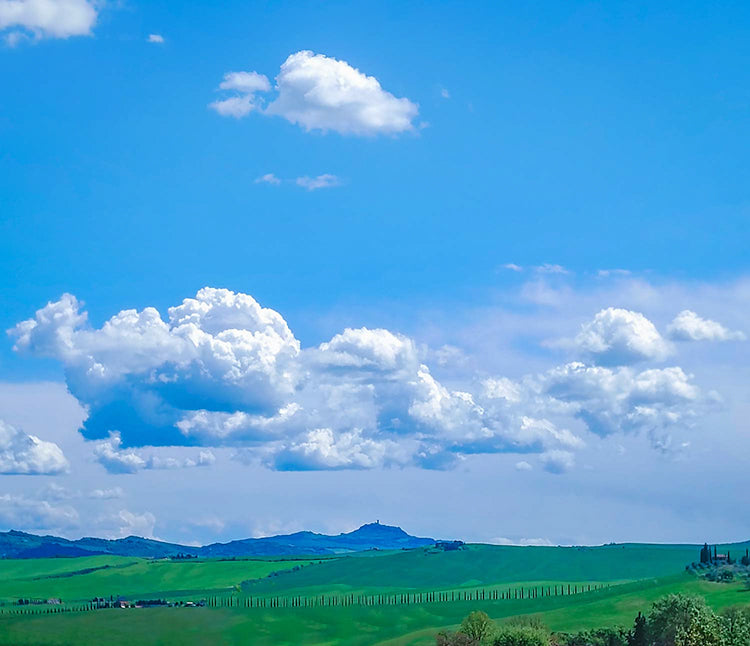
left=1, top=542, right=748, bottom=645
left=0, top=556, right=317, bottom=602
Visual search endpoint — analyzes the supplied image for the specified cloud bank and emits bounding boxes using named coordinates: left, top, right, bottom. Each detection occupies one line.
left=210, top=50, right=419, bottom=136
left=9, top=288, right=726, bottom=474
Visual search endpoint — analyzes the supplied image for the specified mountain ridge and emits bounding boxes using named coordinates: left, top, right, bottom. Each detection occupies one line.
left=0, top=522, right=436, bottom=559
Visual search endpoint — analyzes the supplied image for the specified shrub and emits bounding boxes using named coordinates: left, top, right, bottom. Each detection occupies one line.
left=462, top=611, right=495, bottom=643
left=647, top=594, right=723, bottom=646
left=721, top=606, right=750, bottom=646
left=437, top=631, right=479, bottom=646
left=553, top=627, right=628, bottom=646
left=492, top=625, right=549, bottom=646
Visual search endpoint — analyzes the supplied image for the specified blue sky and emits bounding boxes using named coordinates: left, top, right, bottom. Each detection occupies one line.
left=1, top=0, right=749, bottom=545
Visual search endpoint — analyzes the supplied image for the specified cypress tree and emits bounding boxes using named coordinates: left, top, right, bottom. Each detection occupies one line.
left=629, top=611, right=647, bottom=646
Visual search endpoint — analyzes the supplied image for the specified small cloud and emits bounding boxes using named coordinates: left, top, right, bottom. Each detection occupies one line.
left=667, top=310, right=746, bottom=343
left=209, top=95, right=257, bottom=119
left=502, top=263, right=523, bottom=272
left=211, top=50, right=418, bottom=136
left=535, top=264, right=569, bottom=275
left=515, top=460, right=532, bottom=471
left=540, top=450, right=575, bottom=474
left=574, top=307, right=671, bottom=366
left=255, top=173, right=281, bottom=186
left=489, top=536, right=555, bottom=547
left=0, top=419, right=69, bottom=475
left=296, top=174, right=341, bottom=191
left=147, top=34, right=164, bottom=44
left=597, top=269, right=631, bottom=278
left=219, top=71, right=270, bottom=93
left=440, top=87, right=451, bottom=99
left=89, top=487, right=124, bottom=500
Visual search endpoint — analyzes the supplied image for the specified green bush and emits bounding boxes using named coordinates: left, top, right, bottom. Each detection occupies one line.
left=721, top=606, right=750, bottom=646
left=492, top=625, right=549, bottom=646
left=436, top=631, right=478, bottom=646
left=462, top=611, right=495, bottom=643
left=554, top=627, right=628, bottom=646
left=647, top=594, right=723, bottom=646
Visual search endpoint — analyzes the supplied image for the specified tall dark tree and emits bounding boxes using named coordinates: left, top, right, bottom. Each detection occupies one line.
left=628, top=612, right=647, bottom=646
left=700, top=543, right=711, bottom=564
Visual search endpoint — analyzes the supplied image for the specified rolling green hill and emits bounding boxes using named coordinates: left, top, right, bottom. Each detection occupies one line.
left=0, top=556, right=317, bottom=603
left=0, top=575, right=746, bottom=646
left=1, top=539, right=748, bottom=645
left=241, top=541, right=748, bottom=597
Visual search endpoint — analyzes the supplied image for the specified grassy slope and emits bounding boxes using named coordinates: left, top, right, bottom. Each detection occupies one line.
left=242, top=543, right=703, bottom=597
left=0, top=576, right=747, bottom=646
left=0, top=557, right=317, bottom=602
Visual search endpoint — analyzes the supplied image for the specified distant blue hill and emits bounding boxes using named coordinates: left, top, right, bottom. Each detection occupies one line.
left=0, top=523, right=435, bottom=559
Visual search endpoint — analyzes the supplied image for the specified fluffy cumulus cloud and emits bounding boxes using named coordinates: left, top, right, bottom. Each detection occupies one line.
left=10, top=289, right=718, bottom=473
left=667, top=310, right=746, bottom=342
left=0, top=419, right=69, bottom=475
left=11, top=288, right=300, bottom=446
left=0, top=0, right=97, bottom=43
left=539, top=362, right=705, bottom=449
left=210, top=50, right=418, bottom=136
left=574, top=307, right=672, bottom=365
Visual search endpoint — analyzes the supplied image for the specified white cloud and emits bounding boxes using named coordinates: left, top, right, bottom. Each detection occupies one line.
left=0, top=0, right=97, bottom=42
left=209, top=95, right=257, bottom=119
left=271, top=427, right=402, bottom=471
left=667, top=310, right=746, bottom=342
left=490, top=536, right=555, bottom=546
left=209, top=71, right=271, bottom=118
left=89, top=486, right=124, bottom=500
left=255, top=173, right=281, bottom=185
left=540, top=450, right=575, bottom=474
left=92, top=432, right=146, bottom=474
left=10, top=287, right=719, bottom=473
left=92, top=432, right=216, bottom=474
left=0, top=493, right=78, bottom=531
left=37, top=482, right=73, bottom=500
left=295, top=174, right=341, bottom=191
left=211, top=50, right=418, bottom=136
left=502, top=263, right=523, bottom=272
left=440, top=87, right=451, bottom=99
left=106, top=509, right=157, bottom=539
left=0, top=419, right=69, bottom=475
left=267, top=51, right=418, bottom=135
left=515, top=460, right=532, bottom=471
left=574, top=307, right=672, bottom=365
left=535, top=264, right=569, bottom=275
left=147, top=33, right=164, bottom=44
left=219, top=71, right=270, bottom=93
left=541, top=362, right=703, bottom=448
